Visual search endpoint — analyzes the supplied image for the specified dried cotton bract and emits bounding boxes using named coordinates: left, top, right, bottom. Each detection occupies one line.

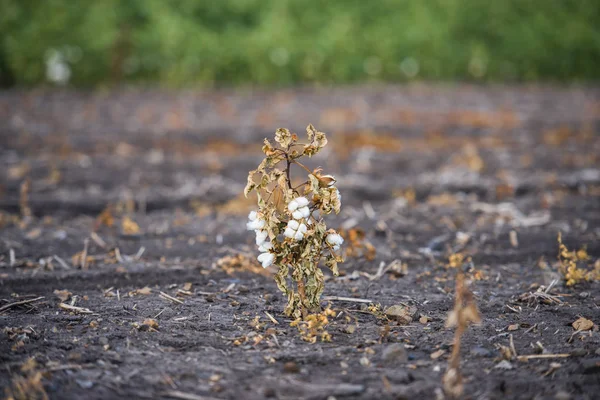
left=244, top=125, right=344, bottom=317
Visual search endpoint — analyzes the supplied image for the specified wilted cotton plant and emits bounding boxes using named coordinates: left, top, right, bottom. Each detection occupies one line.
left=244, top=125, right=343, bottom=318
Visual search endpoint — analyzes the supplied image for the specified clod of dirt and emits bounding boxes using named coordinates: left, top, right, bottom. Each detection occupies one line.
left=341, top=325, right=356, bottom=334
left=470, top=346, right=493, bottom=358
left=384, top=304, right=418, bottom=324
left=283, top=361, right=300, bottom=373
left=581, top=358, right=600, bottom=374
left=572, top=317, right=594, bottom=331
left=570, top=348, right=588, bottom=357
left=381, top=343, right=408, bottom=365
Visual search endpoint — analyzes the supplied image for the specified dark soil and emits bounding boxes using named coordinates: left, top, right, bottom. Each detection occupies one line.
left=1, top=85, right=599, bottom=400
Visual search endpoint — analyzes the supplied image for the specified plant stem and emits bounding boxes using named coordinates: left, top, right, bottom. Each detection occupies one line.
left=292, top=180, right=309, bottom=190
left=296, top=278, right=308, bottom=317
left=449, top=323, right=464, bottom=370
left=285, top=156, right=293, bottom=191
left=292, top=160, right=313, bottom=175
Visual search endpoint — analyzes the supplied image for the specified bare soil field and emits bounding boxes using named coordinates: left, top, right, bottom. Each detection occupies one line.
left=0, top=85, right=599, bottom=399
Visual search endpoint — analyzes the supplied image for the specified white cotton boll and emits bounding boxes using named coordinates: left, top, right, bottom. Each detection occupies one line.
left=326, top=233, right=344, bottom=246
left=298, top=223, right=307, bottom=234
left=248, top=211, right=258, bottom=221
left=257, top=252, right=274, bottom=268
left=292, top=210, right=303, bottom=220
left=295, top=197, right=309, bottom=207
left=247, top=219, right=265, bottom=231
left=288, top=199, right=299, bottom=212
left=300, top=206, right=310, bottom=218
left=333, top=244, right=340, bottom=251
left=284, top=227, right=295, bottom=238
left=287, top=220, right=299, bottom=230
left=258, top=242, right=272, bottom=252
left=285, top=220, right=308, bottom=241
left=255, top=230, right=268, bottom=246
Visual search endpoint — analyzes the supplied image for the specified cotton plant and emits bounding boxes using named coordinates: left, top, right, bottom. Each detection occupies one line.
left=244, top=125, right=344, bottom=318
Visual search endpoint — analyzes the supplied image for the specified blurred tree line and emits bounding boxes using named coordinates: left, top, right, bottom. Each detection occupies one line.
left=1, top=0, right=599, bottom=87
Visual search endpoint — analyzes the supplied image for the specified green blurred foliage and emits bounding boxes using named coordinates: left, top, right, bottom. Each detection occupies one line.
left=1, top=0, right=599, bottom=87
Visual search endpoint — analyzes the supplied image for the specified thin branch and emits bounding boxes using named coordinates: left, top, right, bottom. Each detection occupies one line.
left=517, top=354, right=570, bottom=361
left=322, top=296, right=374, bottom=303
left=285, top=156, right=293, bottom=190
left=0, top=296, right=45, bottom=313
left=58, top=303, right=94, bottom=314
left=292, top=160, right=313, bottom=175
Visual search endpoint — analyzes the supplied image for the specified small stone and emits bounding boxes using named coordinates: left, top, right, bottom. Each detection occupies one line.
left=360, top=357, right=371, bottom=367
left=581, top=358, right=600, bottom=374
left=341, top=325, right=356, bottom=334
left=381, top=343, right=408, bottom=364
left=579, top=292, right=590, bottom=298
left=384, top=304, right=418, bottom=324
left=494, top=360, right=513, bottom=370
left=99, top=337, right=109, bottom=345
left=570, top=348, right=587, bottom=357
left=595, top=348, right=600, bottom=356
left=507, top=324, right=519, bottom=331
left=470, top=346, right=493, bottom=358
left=283, top=361, right=300, bottom=373
left=75, top=380, right=94, bottom=389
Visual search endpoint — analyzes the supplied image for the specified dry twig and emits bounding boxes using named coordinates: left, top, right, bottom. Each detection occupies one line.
left=518, top=279, right=563, bottom=306
left=264, top=311, right=279, bottom=324
left=517, top=354, right=570, bottom=361
left=0, top=296, right=45, bottom=313
left=58, top=303, right=94, bottom=314
left=162, top=390, right=221, bottom=400
left=443, top=272, right=481, bottom=398
left=80, top=238, right=89, bottom=269
left=159, top=291, right=184, bottom=305
left=322, top=296, right=374, bottom=303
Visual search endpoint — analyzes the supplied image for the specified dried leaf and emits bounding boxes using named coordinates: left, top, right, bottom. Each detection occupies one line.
left=53, top=289, right=72, bottom=302
left=136, top=287, right=152, bottom=295
left=274, top=128, right=294, bottom=148
left=121, top=216, right=140, bottom=235
left=304, top=124, right=328, bottom=156
left=143, top=319, right=159, bottom=330
left=95, top=205, right=114, bottom=228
